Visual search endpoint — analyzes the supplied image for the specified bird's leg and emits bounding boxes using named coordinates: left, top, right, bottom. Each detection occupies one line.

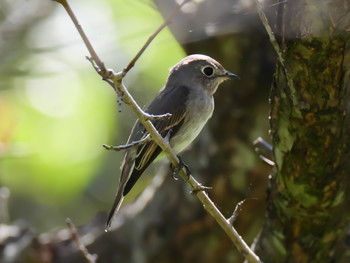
left=169, top=157, right=212, bottom=193
left=170, top=155, right=191, bottom=180
left=164, top=128, right=180, bottom=179
left=163, top=129, right=191, bottom=179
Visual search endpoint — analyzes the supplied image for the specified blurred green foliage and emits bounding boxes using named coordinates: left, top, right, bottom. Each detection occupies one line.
left=0, top=0, right=184, bottom=230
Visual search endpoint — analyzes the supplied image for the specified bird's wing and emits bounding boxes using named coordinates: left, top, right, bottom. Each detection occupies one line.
left=105, top=85, right=189, bottom=230
left=123, top=85, right=190, bottom=195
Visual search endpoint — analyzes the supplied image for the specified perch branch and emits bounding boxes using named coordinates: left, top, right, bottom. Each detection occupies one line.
left=66, top=218, right=97, bottom=263
left=103, top=135, right=151, bottom=151
left=54, top=1, right=262, bottom=262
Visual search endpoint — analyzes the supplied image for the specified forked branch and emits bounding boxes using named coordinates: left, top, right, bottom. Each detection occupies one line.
left=103, top=135, right=151, bottom=151
left=54, top=1, right=262, bottom=262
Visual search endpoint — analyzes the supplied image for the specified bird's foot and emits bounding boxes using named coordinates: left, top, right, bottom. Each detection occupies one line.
left=190, top=184, right=212, bottom=194
left=170, top=155, right=191, bottom=180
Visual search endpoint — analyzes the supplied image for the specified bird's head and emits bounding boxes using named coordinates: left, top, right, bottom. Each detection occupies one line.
left=169, top=54, right=239, bottom=95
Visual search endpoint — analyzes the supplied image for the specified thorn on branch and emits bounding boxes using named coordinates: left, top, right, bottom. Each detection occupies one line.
left=86, top=56, right=118, bottom=94
left=190, top=184, right=212, bottom=194
left=65, top=218, right=98, bottom=263
left=86, top=56, right=100, bottom=72
left=103, top=135, right=151, bottom=151
left=228, top=199, right=248, bottom=225
left=253, top=137, right=275, bottom=166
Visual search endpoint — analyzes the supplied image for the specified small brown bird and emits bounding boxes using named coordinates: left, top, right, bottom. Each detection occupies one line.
left=106, top=54, right=238, bottom=230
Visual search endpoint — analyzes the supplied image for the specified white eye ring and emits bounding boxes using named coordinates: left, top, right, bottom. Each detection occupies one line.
left=201, top=66, right=214, bottom=77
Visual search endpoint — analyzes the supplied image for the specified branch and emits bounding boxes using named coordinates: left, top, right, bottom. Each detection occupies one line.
left=121, top=0, right=192, bottom=76
left=253, top=137, right=275, bottom=166
left=103, top=135, right=151, bottom=151
left=54, top=1, right=262, bottom=262
left=228, top=199, right=249, bottom=225
left=66, top=218, right=97, bottom=263
left=53, top=0, right=117, bottom=94
left=253, top=0, right=297, bottom=106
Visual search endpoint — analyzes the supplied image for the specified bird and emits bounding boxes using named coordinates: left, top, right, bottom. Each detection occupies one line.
left=106, top=54, right=239, bottom=230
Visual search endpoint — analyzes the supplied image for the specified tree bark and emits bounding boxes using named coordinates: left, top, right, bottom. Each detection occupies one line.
left=255, top=1, right=350, bottom=262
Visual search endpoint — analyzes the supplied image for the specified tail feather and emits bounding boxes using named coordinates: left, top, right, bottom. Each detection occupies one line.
left=105, top=153, right=134, bottom=231
left=105, top=191, right=124, bottom=231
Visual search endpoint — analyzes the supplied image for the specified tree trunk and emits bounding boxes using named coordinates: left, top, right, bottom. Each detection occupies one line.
left=255, top=1, right=350, bottom=262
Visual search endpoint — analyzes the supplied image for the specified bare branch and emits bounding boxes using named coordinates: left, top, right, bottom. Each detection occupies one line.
left=144, top=112, right=172, bottom=121
left=257, top=155, right=275, bottom=166
left=103, top=135, right=151, bottom=151
left=253, top=0, right=297, bottom=106
left=228, top=199, right=250, bottom=225
left=54, top=1, right=262, bottom=262
left=54, top=0, right=117, bottom=94
left=86, top=56, right=116, bottom=91
left=190, top=184, right=213, bottom=193
left=253, top=137, right=275, bottom=166
left=65, top=218, right=97, bottom=263
left=121, top=0, right=192, bottom=76
left=53, top=0, right=105, bottom=72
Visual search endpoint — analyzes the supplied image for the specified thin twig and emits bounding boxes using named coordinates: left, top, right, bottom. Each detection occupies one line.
left=54, top=1, right=262, bottom=262
left=121, top=0, right=192, bottom=76
left=103, top=135, right=152, bottom=151
left=228, top=199, right=248, bottom=225
left=258, top=155, right=275, bottom=166
left=253, top=137, right=275, bottom=166
left=253, top=0, right=297, bottom=106
left=144, top=112, right=172, bottom=121
left=66, top=218, right=97, bottom=263
left=86, top=56, right=116, bottom=91
left=53, top=0, right=118, bottom=95
left=52, top=0, right=104, bottom=71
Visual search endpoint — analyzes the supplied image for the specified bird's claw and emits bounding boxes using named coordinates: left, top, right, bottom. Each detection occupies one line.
left=170, top=155, right=191, bottom=180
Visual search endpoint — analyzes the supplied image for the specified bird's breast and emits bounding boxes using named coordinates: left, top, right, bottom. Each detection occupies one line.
left=170, top=94, right=214, bottom=153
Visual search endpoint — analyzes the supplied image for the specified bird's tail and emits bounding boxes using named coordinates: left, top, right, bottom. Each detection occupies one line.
left=105, top=190, right=124, bottom=231
left=105, top=153, right=134, bottom=232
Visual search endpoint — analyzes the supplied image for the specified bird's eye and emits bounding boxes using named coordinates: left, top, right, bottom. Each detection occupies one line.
left=202, top=66, right=214, bottom=77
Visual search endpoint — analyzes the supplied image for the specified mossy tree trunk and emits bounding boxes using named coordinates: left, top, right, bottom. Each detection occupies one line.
left=255, top=1, right=350, bottom=262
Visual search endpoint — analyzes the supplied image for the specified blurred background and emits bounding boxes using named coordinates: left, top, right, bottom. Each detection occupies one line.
left=0, top=0, right=275, bottom=262
left=0, top=0, right=187, bottom=230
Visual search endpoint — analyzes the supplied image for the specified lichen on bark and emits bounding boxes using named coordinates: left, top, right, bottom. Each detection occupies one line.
left=255, top=1, right=350, bottom=262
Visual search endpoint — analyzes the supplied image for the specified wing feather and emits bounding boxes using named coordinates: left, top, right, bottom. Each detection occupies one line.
left=106, top=85, right=189, bottom=229
left=123, top=85, right=189, bottom=195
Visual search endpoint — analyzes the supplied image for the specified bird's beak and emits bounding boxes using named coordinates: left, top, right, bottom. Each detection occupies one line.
left=223, top=71, right=240, bottom=80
